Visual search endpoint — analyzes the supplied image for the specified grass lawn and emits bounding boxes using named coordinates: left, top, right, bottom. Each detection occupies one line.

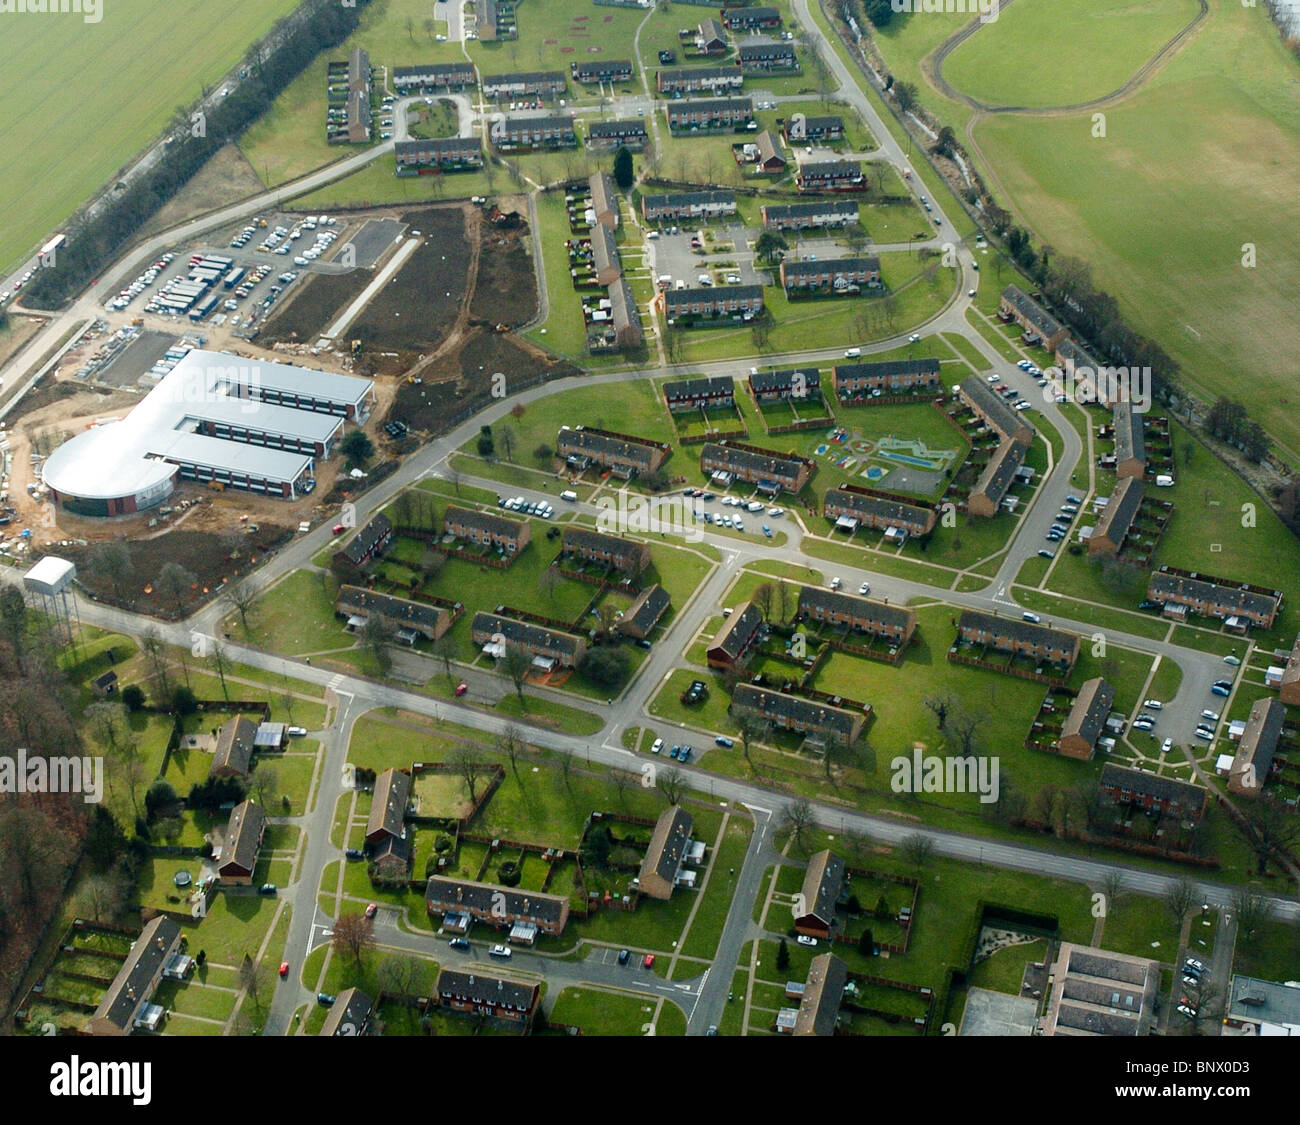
left=966, top=938, right=1046, bottom=995
left=0, top=0, right=300, bottom=274
left=680, top=817, right=755, bottom=959
left=548, top=986, right=672, bottom=1036
left=188, top=892, right=283, bottom=966
left=235, top=570, right=353, bottom=655
left=1097, top=900, right=1183, bottom=962
left=1232, top=918, right=1300, bottom=982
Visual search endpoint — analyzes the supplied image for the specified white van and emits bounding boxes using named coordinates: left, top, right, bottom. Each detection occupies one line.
left=844, top=348, right=861, bottom=358
left=1155, top=474, right=1175, bottom=487
left=559, top=489, right=578, bottom=502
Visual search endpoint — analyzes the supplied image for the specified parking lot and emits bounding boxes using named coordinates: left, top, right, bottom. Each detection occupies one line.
left=646, top=223, right=767, bottom=291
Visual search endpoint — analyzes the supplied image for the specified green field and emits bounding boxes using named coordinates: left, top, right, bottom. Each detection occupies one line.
left=941, top=0, right=1198, bottom=109
left=0, top=0, right=300, bottom=274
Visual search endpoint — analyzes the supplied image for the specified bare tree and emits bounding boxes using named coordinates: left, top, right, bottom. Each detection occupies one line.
left=899, top=833, right=934, bottom=871
left=377, top=953, right=421, bottom=997
left=361, top=615, right=394, bottom=674
left=737, top=714, right=770, bottom=774
left=923, top=693, right=955, bottom=733
left=332, top=912, right=375, bottom=969
left=1100, top=869, right=1126, bottom=918
left=750, top=582, right=774, bottom=622
left=498, top=724, right=525, bottom=779
left=208, top=639, right=232, bottom=702
left=75, top=872, right=127, bottom=923
left=431, top=632, right=458, bottom=684
left=774, top=580, right=794, bottom=626
left=87, top=539, right=134, bottom=602
left=948, top=707, right=986, bottom=758
left=249, top=765, right=279, bottom=807
left=1164, top=876, right=1198, bottom=928
left=155, top=562, right=196, bottom=615
left=498, top=642, right=533, bottom=705
left=779, top=798, right=816, bottom=852
left=538, top=567, right=561, bottom=602
left=658, top=764, right=686, bottom=805
left=1230, top=887, right=1274, bottom=941
left=225, top=583, right=259, bottom=635
left=450, top=743, right=489, bottom=804
left=139, top=626, right=171, bottom=698
left=239, top=954, right=273, bottom=1018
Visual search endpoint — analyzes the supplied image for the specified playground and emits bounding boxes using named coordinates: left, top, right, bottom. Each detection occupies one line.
left=808, top=425, right=960, bottom=497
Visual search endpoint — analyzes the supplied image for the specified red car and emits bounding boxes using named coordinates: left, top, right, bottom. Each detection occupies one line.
left=643, top=954, right=655, bottom=969
left=279, top=961, right=289, bottom=978
left=331, top=524, right=346, bottom=536
left=455, top=682, right=469, bottom=697
left=365, top=902, right=378, bottom=919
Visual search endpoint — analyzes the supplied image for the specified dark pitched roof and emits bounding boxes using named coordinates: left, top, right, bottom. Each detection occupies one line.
left=664, top=374, right=734, bottom=401
left=557, top=426, right=663, bottom=469
left=93, top=916, right=181, bottom=1030
left=483, top=70, right=566, bottom=88
left=958, top=609, right=1078, bottom=655
left=835, top=357, right=940, bottom=384
left=395, top=137, right=481, bottom=161
left=658, top=65, right=740, bottom=84
left=799, top=849, right=844, bottom=926
left=472, top=612, right=584, bottom=659
left=732, top=683, right=862, bottom=739
left=796, top=585, right=915, bottom=634
left=1235, top=697, right=1286, bottom=779
left=608, top=278, right=639, bottom=340
left=334, top=513, right=392, bottom=567
left=621, top=584, right=671, bottom=635
left=1061, top=678, right=1115, bottom=748
left=589, top=171, right=619, bottom=218
left=709, top=600, right=764, bottom=660
left=798, top=159, right=861, bottom=179
left=960, top=375, right=1033, bottom=442
left=560, top=525, right=647, bottom=564
left=588, top=118, right=648, bottom=139
left=1282, top=632, right=1300, bottom=691
left=338, top=585, right=449, bottom=635
left=1092, top=477, right=1145, bottom=547
left=793, top=953, right=848, bottom=1036
left=763, top=199, right=857, bottom=224
left=824, top=486, right=935, bottom=530
left=426, top=876, right=568, bottom=925
left=754, top=128, right=785, bottom=165
left=739, top=42, right=796, bottom=60
left=801, top=114, right=843, bottom=134
left=438, top=968, right=539, bottom=1011
left=1100, top=763, right=1207, bottom=812
left=667, top=284, right=763, bottom=308
left=700, top=440, right=809, bottom=482
left=220, top=799, right=266, bottom=874
left=211, top=715, right=258, bottom=777
left=320, top=987, right=374, bottom=1035
left=572, top=57, right=634, bottom=77
left=443, top=505, right=527, bottom=540
left=782, top=256, right=879, bottom=281
left=393, top=62, right=476, bottom=81
left=1148, top=568, right=1281, bottom=621
left=643, top=189, right=737, bottom=213
left=591, top=223, right=620, bottom=278
left=1000, top=284, right=1064, bottom=339
left=972, top=438, right=1026, bottom=505
left=501, top=115, right=576, bottom=136
left=367, top=769, right=411, bottom=840
left=1113, top=401, right=1145, bottom=466
left=750, top=367, right=819, bottom=395
left=639, top=805, right=694, bottom=887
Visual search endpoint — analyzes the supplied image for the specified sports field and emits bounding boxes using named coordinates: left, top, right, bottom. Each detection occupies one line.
left=0, top=0, right=299, bottom=275
left=940, top=0, right=1197, bottom=109
left=868, top=0, right=1300, bottom=465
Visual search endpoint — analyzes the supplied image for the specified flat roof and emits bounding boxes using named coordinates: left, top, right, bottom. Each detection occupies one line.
left=43, top=350, right=367, bottom=501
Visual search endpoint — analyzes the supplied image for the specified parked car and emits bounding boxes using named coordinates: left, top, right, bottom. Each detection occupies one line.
left=287, top=725, right=308, bottom=737
left=859, top=581, right=870, bottom=595
left=678, top=746, right=692, bottom=763
left=1037, top=549, right=1055, bottom=559
left=617, top=948, right=630, bottom=965
left=714, top=736, right=734, bottom=748
left=1144, top=699, right=1164, bottom=710
left=796, top=935, right=818, bottom=947
left=1161, top=738, right=1173, bottom=754
left=1177, top=1004, right=1197, bottom=1019
left=455, top=682, right=469, bottom=697
left=1131, top=719, right=1154, bottom=732
left=1223, top=654, right=1242, bottom=666
left=643, top=954, right=655, bottom=968
left=365, top=902, right=378, bottom=919
left=651, top=738, right=664, bottom=754
left=1210, top=684, right=1232, bottom=698
left=1200, top=709, right=1220, bottom=722
left=490, top=944, right=512, bottom=959
left=258, top=883, right=277, bottom=895
left=1184, top=958, right=1205, bottom=973
left=317, top=992, right=336, bottom=1006
left=279, top=961, right=290, bottom=978
left=1193, top=727, right=1214, bottom=741
left=345, top=848, right=364, bottom=860
left=448, top=937, right=471, bottom=951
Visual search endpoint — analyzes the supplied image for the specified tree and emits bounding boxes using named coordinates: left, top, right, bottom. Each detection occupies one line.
left=1230, top=887, right=1273, bottom=941
left=431, top=632, right=458, bottom=683
left=225, top=584, right=259, bottom=635
left=1100, top=869, right=1126, bottom=918
left=858, top=927, right=875, bottom=956
left=948, top=707, right=986, bottom=758
left=1164, top=876, right=1198, bottom=928
left=581, top=822, right=612, bottom=868
left=75, top=873, right=127, bottom=923
left=737, top=714, right=770, bottom=773
left=361, top=614, right=393, bottom=674
left=341, top=429, right=375, bottom=465
left=249, top=765, right=279, bottom=807
left=658, top=765, right=686, bottom=805
left=418, top=550, right=445, bottom=581
left=155, top=561, right=196, bottom=614
left=498, top=724, right=525, bottom=779
left=923, top=693, right=956, bottom=733
left=579, top=646, right=630, bottom=689
left=171, top=685, right=198, bottom=716
left=932, top=125, right=957, bottom=159
left=377, top=954, right=420, bottom=998
left=87, top=539, right=134, bottom=603
left=532, top=442, right=553, bottom=467
left=476, top=424, right=495, bottom=459
left=238, top=954, right=273, bottom=1018
left=208, top=639, right=232, bottom=701
left=538, top=566, right=561, bottom=601
left=899, top=833, right=934, bottom=870
left=0, top=585, right=28, bottom=670
left=332, top=912, right=375, bottom=969
left=122, top=683, right=146, bottom=711
left=893, top=80, right=918, bottom=113
left=754, top=230, right=788, bottom=265
left=450, top=743, right=488, bottom=804
left=498, top=641, right=533, bottom=705
left=776, top=938, right=790, bottom=971
left=612, top=145, right=634, bottom=190
left=144, top=777, right=178, bottom=822
left=779, top=798, right=815, bottom=852
left=774, top=580, right=794, bottom=626
left=751, top=582, right=774, bottom=622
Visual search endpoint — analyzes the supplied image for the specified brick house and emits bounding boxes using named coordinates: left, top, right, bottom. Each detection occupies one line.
left=665, top=285, right=764, bottom=322
left=1055, top=339, right=1122, bottom=407
left=588, top=171, right=620, bottom=229
left=738, top=41, right=798, bottom=71
left=320, top=988, right=374, bottom=1036
left=834, top=358, right=940, bottom=400
left=426, top=876, right=570, bottom=935
left=956, top=610, right=1080, bottom=671
left=1088, top=477, right=1144, bottom=557
left=471, top=612, right=587, bottom=668
left=752, top=128, right=787, bottom=173
left=696, top=18, right=729, bottom=54
left=217, top=799, right=266, bottom=885
left=336, top=586, right=453, bottom=643
left=618, top=584, right=671, bottom=640
left=722, top=6, right=781, bottom=30
left=443, top=506, right=531, bottom=555
left=1228, top=697, right=1285, bottom=798
left=587, top=118, right=649, bottom=151
left=1113, top=401, right=1146, bottom=479
left=481, top=71, right=567, bottom=99
left=750, top=367, right=821, bottom=404
left=366, top=768, right=411, bottom=847
left=89, top=916, right=183, bottom=1036
left=794, top=849, right=844, bottom=938
left=556, top=425, right=669, bottom=478
left=780, top=256, right=881, bottom=296
left=967, top=438, right=1026, bottom=518
left=699, top=440, right=814, bottom=494
left=605, top=278, right=643, bottom=350
left=706, top=600, right=764, bottom=669
left=792, top=954, right=848, bottom=1036
left=796, top=159, right=863, bottom=191
left=492, top=115, right=577, bottom=152
left=730, top=683, right=865, bottom=745
left=1100, top=763, right=1207, bottom=820
left=663, top=374, right=735, bottom=413
left=394, top=137, right=483, bottom=175
left=795, top=585, right=917, bottom=648
left=958, top=376, right=1036, bottom=446
left=762, top=199, right=857, bottom=231
left=637, top=806, right=695, bottom=899
left=209, top=715, right=258, bottom=780
left=824, top=484, right=938, bottom=538
left=1279, top=632, right=1300, bottom=705
left=1058, top=677, right=1115, bottom=760
left=641, top=189, right=737, bottom=222
left=571, top=58, right=634, bottom=84
left=997, top=284, right=1068, bottom=350
left=665, top=97, right=753, bottom=133
left=786, top=114, right=844, bottom=143
left=559, top=526, right=651, bottom=575
left=656, top=66, right=744, bottom=95
left=331, top=512, right=394, bottom=573
left=437, top=968, right=540, bottom=1024
left=392, top=62, right=477, bottom=93
left=590, top=223, right=622, bottom=285
left=1147, top=566, right=1282, bottom=631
